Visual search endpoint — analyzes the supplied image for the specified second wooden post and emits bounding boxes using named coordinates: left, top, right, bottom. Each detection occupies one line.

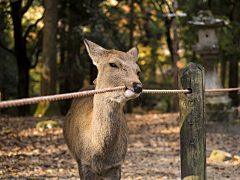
left=178, top=62, right=206, bottom=180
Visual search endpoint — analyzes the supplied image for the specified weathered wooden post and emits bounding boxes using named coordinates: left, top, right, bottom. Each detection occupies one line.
left=178, top=62, right=206, bottom=180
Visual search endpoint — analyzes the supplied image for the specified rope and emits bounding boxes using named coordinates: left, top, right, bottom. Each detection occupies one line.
left=143, top=89, right=190, bottom=94
left=0, top=86, right=239, bottom=108
left=205, top=87, right=240, bottom=92
left=0, top=86, right=125, bottom=108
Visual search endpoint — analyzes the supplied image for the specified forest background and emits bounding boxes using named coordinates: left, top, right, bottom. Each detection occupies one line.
left=0, top=0, right=239, bottom=116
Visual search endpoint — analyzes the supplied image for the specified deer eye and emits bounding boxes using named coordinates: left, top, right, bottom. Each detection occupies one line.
left=137, top=71, right=141, bottom=76
left=109, top=63, right=118, bottom=68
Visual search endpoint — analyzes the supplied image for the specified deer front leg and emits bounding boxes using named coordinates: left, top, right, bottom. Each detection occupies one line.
left=102, top=168, right=121, bottom=180
left=78, top=162, right=95, bottom=180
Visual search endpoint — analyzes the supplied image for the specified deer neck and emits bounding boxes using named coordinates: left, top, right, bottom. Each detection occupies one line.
left=91, top=93, right=124, bottom=151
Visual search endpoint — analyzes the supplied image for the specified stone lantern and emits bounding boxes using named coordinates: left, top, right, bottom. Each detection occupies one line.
left=187, top=10, right=237, bottom=122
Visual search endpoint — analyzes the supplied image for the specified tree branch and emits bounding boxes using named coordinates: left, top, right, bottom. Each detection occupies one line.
left=28, top=26, right=43, bottom=58
left=30, top=48, right=41, bottom=69
left=164, top=0, right=173, bottom=14
left=0, top=41, right=18, bottom=57
left=3, top=10, right=11, bottom=14
left=21, top=0, right=33, bottom=16
left=24, top=13, right=44, bottom=42
left=152, top=0, right=163, bottom=10
left=29, top=43, right=38, bottom=60
left=159, top=2, right=173, bottom=62
left=28, top=27, right=43, bottom=68
left=75, top=54, right=83, bottom=70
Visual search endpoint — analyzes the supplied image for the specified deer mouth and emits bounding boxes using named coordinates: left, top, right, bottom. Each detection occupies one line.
left=124, top=88, right=141, bottom=98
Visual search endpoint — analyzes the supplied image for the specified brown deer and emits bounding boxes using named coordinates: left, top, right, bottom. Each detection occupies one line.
left=63, top=39, right=142, bottom=180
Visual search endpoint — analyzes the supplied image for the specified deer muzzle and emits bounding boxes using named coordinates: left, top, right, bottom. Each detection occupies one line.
left=124, top=82, right=142, bottom=98
left=133, top=82, right=142, bottom=93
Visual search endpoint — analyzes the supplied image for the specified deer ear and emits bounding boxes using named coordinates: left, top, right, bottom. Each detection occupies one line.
left=84, top=38, right=106, bottom=66
left=127, top=47, right=139, bottom=62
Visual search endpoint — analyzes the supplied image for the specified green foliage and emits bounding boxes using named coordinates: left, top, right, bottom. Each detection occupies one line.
left=4, top=125, right=13, bottom=131
left=0, top=0, right=239, bottom=115
left=36, top=120, right=62, bottom=129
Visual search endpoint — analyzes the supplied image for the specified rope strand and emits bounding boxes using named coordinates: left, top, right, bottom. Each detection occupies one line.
left=205, top=87, right=240, bottom=92
left=0, top=86, right=125, bottom=108
left=142, top=89, right=190, bottom=94
left=0, top=86, right=239, bottom=108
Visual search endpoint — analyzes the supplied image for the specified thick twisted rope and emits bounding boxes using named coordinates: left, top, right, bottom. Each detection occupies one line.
left=205, top=87, right=240, bottom=92
left=143, top=89, right=190, bottom=94
left=0, top=86, right=239, bottom=108
left=0, top=86, right=126, bottom=108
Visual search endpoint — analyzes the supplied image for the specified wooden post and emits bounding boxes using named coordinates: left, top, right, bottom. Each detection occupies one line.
left=178, top=62, right=206, bottom=180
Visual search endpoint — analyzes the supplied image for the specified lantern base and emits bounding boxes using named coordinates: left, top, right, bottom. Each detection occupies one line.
left=206, top=108, right=239, bottom=135
left=206, top=107, right=238, bottom=122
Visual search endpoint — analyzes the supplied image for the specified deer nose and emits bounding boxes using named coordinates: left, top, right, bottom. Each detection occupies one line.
left=133, top=82, right=142, bottom=93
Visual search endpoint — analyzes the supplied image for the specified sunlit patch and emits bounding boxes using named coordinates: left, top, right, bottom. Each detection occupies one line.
left=110, top=0, right=118, bottom=6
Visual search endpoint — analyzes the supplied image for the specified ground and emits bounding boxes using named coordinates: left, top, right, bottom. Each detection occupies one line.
left=0, top=113, right=240, bottom=180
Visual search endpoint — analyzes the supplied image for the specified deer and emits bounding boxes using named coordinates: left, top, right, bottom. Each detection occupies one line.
left=63, top=39, right=142, bottom=180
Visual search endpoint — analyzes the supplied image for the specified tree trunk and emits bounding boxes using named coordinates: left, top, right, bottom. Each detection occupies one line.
left=64, top=32, right=74, bottom=112
left=229, top=58, right=238, bottom=106
left=165, top=18, right=173, bottom=63
left=228, top=1, right=240, bottom=107
left=129, top=0, right=134, bottom=50
left=172, top=0, right=179, bottom=112
left=35, top=0, right=60, bottom=116
left=126, top=0, right=134, bottom=113
left=59, top=21, right=68, bottom=115
left=10, top=1, right=30, bottom=116
left=42, top=0, right=58, bottom=96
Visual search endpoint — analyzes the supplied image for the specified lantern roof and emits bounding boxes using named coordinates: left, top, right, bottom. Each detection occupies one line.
left=187, top=10, right=228, bottom=29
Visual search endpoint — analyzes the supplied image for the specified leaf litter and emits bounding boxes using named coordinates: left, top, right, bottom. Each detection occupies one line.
left=0, top=113, right=240, bottom=179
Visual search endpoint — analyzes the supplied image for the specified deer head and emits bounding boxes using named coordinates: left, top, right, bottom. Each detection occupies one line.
left=84, top=38, right=142, bottom=103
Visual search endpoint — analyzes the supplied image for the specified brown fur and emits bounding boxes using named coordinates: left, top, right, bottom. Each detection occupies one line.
left=63, top=39, right=142, bottom=180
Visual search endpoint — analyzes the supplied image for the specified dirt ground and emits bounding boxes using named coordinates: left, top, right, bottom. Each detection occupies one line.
left=0, top=113, right=240, bottom=180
